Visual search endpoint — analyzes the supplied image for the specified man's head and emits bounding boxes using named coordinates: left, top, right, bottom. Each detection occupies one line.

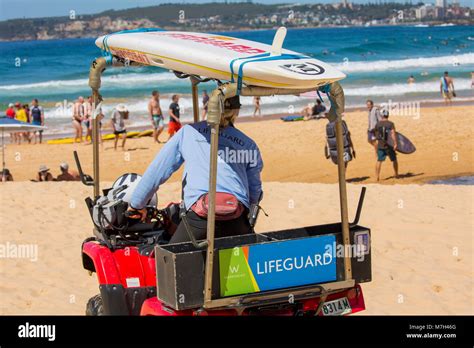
left=152, top=90, right=159, bottom=100
left=172, top=94, right=179, bottom=103
left=60, top=162, right=69, bottom=173
left=31, top=99, right=38, bottom=107
left=221, top=95, right=241, bottom=127
left=78, top=96, right=84, bottom=103
left=381, top=109, right=389, bottom=119
left=38, top=164, right=49, bottom=174
left=8, top=103, right=14, bottom=109
left=203, top=90, right=208, bottom=96
left=444, top=71, right=449, bottom=76
left=15, top=102, right=21, bottom=109
left=366, top=100, right=374, bottom=110
left=316, top=99, right=322, bottom=105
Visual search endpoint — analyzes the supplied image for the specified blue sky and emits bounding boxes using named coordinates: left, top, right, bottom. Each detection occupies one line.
left=0, top=0, right=471, bottom=21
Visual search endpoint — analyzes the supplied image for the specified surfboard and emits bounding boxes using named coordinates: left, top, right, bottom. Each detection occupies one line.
left=386, top=132, right=416, bottom=154
left=96, top=28, right=345, bottom=90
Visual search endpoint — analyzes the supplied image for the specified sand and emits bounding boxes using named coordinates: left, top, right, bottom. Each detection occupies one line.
left=0, top=182, right=472, bottom=315
left=0, top=104, right=473, bottom=315
left=2, top=105, right=473, bottom=184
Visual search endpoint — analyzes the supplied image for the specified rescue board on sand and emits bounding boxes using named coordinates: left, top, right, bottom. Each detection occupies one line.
left=96, top=27, right=346, bottom=90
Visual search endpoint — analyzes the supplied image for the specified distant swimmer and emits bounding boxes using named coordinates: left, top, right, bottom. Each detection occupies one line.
left=440, top=71, right=456, bottom=106
left=374, top=110, right=398, bottom=181
left=253, top=96, right=261, bottom=117
left=407, top=75, right=415, bottom=84
left=149, top=90, right=164, bottom=143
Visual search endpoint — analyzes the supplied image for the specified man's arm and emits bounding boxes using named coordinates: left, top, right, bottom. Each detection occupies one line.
left=247, top=144, right=264, bottom=205
left=130, top=129, right=185, bottom=209
left=148, top=101, right=153, bottom=118
left=40, top=107, right=44, bottom=125
left=390, top=127, right=398, bottom=151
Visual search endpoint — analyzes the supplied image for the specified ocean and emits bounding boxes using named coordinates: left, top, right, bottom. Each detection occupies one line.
left=0, top=25, right=473, bottom=136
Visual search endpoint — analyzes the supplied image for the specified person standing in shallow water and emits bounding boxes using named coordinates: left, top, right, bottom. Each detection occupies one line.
left=375, top=110, right=398, bottom=181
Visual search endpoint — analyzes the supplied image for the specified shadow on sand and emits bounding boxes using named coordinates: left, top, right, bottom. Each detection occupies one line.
left=384, top=172, right=424, bottom=180
left=346, top=176, right=370, bottom=183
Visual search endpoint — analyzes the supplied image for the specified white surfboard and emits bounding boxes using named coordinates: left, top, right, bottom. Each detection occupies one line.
left=95, top=28, right=345, bottom=90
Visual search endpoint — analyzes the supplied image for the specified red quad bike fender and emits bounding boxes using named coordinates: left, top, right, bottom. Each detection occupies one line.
left=82, top=241, right=156, bottom=287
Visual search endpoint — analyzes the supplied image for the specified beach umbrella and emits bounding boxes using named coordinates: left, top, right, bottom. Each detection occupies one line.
left=0, top=117, right=47, bottom=176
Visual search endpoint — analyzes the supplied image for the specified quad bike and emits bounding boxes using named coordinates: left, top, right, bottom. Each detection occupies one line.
left=79, top=28, right=372, bottom=316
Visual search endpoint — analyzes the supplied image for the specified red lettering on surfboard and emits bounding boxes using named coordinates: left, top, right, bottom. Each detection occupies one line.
left=112, top=48, right=150, bottom=64
left=162, top=33, right=266, bottom=54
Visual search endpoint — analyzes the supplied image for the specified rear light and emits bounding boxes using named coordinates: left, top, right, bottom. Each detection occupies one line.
left=347, top=288, right=357, bottom=300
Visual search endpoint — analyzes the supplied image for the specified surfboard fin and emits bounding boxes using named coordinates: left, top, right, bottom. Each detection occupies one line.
left=270, top=27, right=287, bottom=56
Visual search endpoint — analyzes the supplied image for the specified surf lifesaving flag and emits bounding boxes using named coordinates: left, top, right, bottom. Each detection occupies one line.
left=218, top=235, right=337, bottom=297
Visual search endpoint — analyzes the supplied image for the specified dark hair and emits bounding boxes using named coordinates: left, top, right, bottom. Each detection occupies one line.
left=152, top=90, right=159, bottom=96
left=444, top=71, right=449, bottom=75
left=172, top=94, right=179, bottom=101
left=33, top=98, right=38, bottom=103
left=316, top=99, right=322, bottom=104
left=366, top=99, right=374, bottom=105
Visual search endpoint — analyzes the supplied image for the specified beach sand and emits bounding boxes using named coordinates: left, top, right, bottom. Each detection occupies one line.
left=0, top=104, right=473, bottom=315
left=0, top=182, right=472, bottom=315
left=2, top=105, right=473, bottom=184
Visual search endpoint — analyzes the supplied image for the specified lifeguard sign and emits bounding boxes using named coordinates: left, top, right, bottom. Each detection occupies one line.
left=219, top=235, right=337, bottom=297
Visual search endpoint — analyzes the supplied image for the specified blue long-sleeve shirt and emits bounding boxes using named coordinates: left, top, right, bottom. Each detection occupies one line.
left=131, top=121, right=263, bottom=210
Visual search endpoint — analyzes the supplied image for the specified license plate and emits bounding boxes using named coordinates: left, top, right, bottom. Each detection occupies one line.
left=321, top=297, right=352, bottom=316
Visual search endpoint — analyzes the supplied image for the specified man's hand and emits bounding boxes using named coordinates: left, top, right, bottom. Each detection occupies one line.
left=126, top=207, right=148, bottom=222
left=393, top=144, right=398, bottom=151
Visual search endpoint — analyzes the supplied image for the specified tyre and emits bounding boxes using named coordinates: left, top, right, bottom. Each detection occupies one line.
left=86, top=294, right=104, bottom=316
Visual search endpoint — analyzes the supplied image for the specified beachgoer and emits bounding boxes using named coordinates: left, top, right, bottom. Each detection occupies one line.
left=14, top=103, right=28, bottom=145
left=111, top=104, right=129, bottom=151
left=72, top=96, right=85, bottom=143
left=148, top=90, right=164, bottom=143
left=440, top=71, right=455, bottom=106
left=366, top=99, right=382, bottom=156
left=36, top=165, right=54, bottom=182
left=56, top=162, right=80, bottom=181
left=1, top=168, right=13, bottom=182
left=375, top=110, right=398, bottom=181
left=302, top=99, right=327, bottom=120
left=5, top=103, right=15, bottom=119
left=30, top=99, right=44, bottom=144
left=324, top=119, right=356, bottom=172
left=168, top=95, right=182, bottom=139
left=253, top=96, right=261, bottom=117
left=128, top=95, right=263, bottom=244
left=201, top=90, right=209, bottom=120
left=407, top=75, right=415, bottom=84
left=83, top=96, right=93, bottom=143
left=471, top=71, right=474, bottom=88
left=22, top=104, right=32, bottom=144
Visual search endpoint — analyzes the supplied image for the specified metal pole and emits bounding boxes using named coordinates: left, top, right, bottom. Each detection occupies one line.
left=191, top=76, right=200, bottom=123
left=334, top=115, right=352, bottom=280
left=204, top=123, right=220, bottom=305
left=92, top=92, right=100, bottom=197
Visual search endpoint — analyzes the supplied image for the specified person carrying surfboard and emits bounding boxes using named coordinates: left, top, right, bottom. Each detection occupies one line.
left=374, top=109, right=398, bottom=182
left=148, top=90, right=164, bottom=143
left=168, top=95, right=182, bottom=138
left=128, top=95, right=263, bottom=244
left=440, top=71, right=456, bottom=106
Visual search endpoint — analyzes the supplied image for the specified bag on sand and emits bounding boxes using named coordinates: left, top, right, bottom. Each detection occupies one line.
left=192, top=192, right=244, bottom=221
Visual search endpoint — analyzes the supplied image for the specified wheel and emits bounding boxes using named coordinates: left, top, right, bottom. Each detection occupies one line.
left=86, top=294, right=104, bottom=316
